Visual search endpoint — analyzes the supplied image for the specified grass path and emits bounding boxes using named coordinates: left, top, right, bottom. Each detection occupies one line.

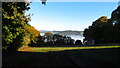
left=18, top=45, right=120, bottom=52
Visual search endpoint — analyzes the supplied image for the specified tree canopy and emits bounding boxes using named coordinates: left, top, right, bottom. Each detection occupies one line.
left=2, top=2, right=40, bottom=52
left=83, top=6, right=120, bottom=44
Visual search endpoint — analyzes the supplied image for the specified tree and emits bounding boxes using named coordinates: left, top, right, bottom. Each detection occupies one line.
left=83, top=16, right=112, bottom=44
left=45, top=32, right=53, bottom=36
left=2, top=2, right=38, bottom=52
left=75, top=40, right=82, bottom=45
left=83, top=6, right=120, bottom=44
left=111, top=6, right=120, bottom=43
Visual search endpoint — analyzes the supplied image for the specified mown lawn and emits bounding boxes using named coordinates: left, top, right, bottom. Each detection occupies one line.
left=3, top=45, right=120, bottom=68
left=18, top=45, right=120, bottom=52
left=3, top=47, right=120, bottom=68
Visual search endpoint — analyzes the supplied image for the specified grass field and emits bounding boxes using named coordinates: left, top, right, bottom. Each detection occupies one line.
left=18, top=45, right=120, bottom=52
left=3, top=47, right=120, bottom=68
left=3, top=45, right=120, bottom=68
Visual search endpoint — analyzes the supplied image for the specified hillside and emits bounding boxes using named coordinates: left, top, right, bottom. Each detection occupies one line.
left=55, top=31, right=83, bottom=35
left=39, top=30, right=84, bottom=35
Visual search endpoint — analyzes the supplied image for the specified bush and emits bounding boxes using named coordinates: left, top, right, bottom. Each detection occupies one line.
left=75, top=40, right=83, bottom=45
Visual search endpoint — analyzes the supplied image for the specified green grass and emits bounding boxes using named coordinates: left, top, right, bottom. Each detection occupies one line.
left=3, top=47, right=120, bottom=68
left=18, top=45, right=120, bottom=52
left=3, top=45, right=120, bottom=68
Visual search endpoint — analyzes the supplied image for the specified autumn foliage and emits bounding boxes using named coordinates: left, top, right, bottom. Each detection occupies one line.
left=26, top=26, right=40, bottom=37
left=45, top=32, right=53, bottom=36
left=2, top=2, right=41, bottom=52
left=25, top=26, right=40, bottom=44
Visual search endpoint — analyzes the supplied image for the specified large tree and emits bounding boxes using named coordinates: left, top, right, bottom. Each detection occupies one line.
left=2, top=2, right=40, bottom=52
left=83, top=6, right=120, bottom=44
left=111, top=6, right=120, bottom=43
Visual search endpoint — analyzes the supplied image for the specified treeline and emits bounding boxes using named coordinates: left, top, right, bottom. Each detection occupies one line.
left=83, top=6, right=120, bottom=45
left=2, top=2, right=40, bottom=52
left=29, top=32, right=83, bottom=47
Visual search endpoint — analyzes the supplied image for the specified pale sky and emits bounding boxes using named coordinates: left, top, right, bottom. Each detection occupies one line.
left=26, top=2, right=118, bottom=31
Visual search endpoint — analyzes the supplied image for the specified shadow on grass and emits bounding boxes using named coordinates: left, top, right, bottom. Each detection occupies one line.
left=2, top=48, right=120, bottom=68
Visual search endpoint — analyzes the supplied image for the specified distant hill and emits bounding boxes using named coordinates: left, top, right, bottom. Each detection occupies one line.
left=39, top=30, right=52, bottom=33
left=53, top=30, right=83, bottom=35
left=39, top=30, right=83, bottom=35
